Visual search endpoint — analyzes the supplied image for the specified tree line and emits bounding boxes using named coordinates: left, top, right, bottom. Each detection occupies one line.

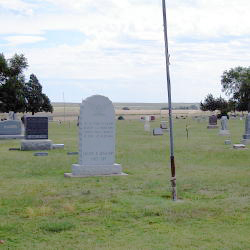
left=200, top=66, right=250, bottom=114
left=0, top=53, right=53, bottom=115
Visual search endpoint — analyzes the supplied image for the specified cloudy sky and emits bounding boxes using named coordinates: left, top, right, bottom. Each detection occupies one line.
left=0, top=0, right=249, bottom=103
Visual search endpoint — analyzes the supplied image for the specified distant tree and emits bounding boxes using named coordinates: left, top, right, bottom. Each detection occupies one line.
left=0, top=53, right=53, bottom=115
left=0, top=53, right=28, bottom=113
left=200, top=94, right=230, bottom=115
left=200, top=94, right=218, bottom=112
left=24, top=74, right=53, bottom=115
left=221, top=66, right=250, bottom=112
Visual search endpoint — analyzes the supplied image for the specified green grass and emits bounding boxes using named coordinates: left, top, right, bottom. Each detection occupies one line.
left=0, top=118, right=249, bottom=249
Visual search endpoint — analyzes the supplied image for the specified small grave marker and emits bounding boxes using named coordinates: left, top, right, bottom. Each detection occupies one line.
left=34, top=152, right=48, bottom=156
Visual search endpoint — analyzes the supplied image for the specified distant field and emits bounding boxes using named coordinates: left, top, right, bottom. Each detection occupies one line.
left=49, top=102, right=203, bottom=121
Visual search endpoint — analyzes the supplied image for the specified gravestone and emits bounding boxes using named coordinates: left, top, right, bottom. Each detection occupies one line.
left=160, top=121, right=168, bottom=130
left=224, top=140, right=231, bottom=145
left=219, top=116, right=230, bottom=136
left=153, top=128, right=163, bottom=136
left=64, top=95, right=125, bottom=177
left=241, top=113, right=250, bottom=144
left=207, top=115, right=218, bottom=129
left=144, top=121, right=150, bottom=132
left=21, top=116, right=52, bottom=150
left=25, top=117, right=48, bottom=139
left=0, top=120, right=24, bottom=139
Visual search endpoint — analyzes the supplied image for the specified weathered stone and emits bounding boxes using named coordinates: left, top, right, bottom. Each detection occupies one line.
left=67, top=152, right=79, bottom=155
left=144, top=122, right=150, bottom=132
left=52, top=144, right=64, bottom=149
left=21, top=139, right=52, bottom=151
left=153, top=128, right=163, bottom=136
left=242, top=113, right=250, bottom=139
left=0, top=135, right=24, bottom=140
left=219, top=116, right=230, bottom=136
left=34, top=152, right=48, bottom=156
left=160, top=121, right=168, bottom=129
left=0, top=120, right=22, bottom=135
left=65, top=95, right=124, bottom=177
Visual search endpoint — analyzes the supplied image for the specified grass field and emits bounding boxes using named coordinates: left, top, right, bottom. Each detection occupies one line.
left=0, top=117, right=249, bottom=249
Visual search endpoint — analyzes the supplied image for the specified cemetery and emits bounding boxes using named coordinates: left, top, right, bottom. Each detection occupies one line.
left=0, top=0, right=249, bottom=249
left=0, top=100, right=249, bottom=249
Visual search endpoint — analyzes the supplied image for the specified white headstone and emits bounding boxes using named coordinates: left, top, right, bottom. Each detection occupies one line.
left=144, top=121, right=150, bottom=132
left=160, top=121, right=168, bottom=129
left=65, top=95, right=123, bottom=177
left=219, top=116, right=230, bottom=136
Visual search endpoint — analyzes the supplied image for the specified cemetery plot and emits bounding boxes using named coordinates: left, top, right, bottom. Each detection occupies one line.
left=0, top=117, right=249, bottom=249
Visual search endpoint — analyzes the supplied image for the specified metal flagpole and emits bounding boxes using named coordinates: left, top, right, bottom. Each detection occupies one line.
left=162, top=0, right=177, bottom=201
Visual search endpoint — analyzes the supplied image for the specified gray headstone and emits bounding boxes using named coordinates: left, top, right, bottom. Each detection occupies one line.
left=25, top=117, right=48, bottom=140
left=153, top=128, right=163, bottom=136
left=144, top=122, right=150, bottom=132
left=66, top=95, right=123, bottom=177
left=221, top=116, right=228, bottom=130
left=209, top=115, right=217, bottom=125
left=160, top=121, right=168, bottom=129
left=243, top=113, right=250, bottom=140
left=52, top=144, right=64, bottom=149
left=0, top=120, right=22, bottom=135
left=34, top=152, right=48, bottom=156
left=67, top=152, right=79, bottom=155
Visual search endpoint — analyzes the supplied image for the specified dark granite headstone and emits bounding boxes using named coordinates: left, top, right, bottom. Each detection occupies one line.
left=25, top=117, right=48, bottom=140
left=207, top=115, right=218, bottom=129
left=209, top=115, right=217, bottom=125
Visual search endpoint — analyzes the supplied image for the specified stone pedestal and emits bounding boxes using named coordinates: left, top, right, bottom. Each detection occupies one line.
left=0, top=135, right=24, bottom=140
left=207, top=125, right=218, bottom=129
left=241, top=139, right=250, bottom=145
left=52, top=144, right=64, bottom=149
left=219, top=130, right=230, bottom=136
left=21, top=139, right=52, bottom=151
left=65, top=163, right=123, bottom=177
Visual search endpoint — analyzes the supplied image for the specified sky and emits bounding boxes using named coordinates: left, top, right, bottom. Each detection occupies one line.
left=0, top=0, right=249, bottom=103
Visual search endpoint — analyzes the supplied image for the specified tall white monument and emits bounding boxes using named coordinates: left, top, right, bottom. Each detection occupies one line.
left=65, top=95, right=125, bottom=177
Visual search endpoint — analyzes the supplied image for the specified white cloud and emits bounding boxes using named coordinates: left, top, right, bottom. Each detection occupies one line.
left=4, top=35, right=45, bottom=45
left=0, top=0, right=249, bottom=102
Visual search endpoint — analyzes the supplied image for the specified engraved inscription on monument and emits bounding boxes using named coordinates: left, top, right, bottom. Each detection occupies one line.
left=65, top=95, right=124, bottom=177
left=25, top=117, right=48, bottom=139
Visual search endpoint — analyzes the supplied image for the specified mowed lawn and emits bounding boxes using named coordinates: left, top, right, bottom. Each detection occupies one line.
left=0, top=118, right=249, bottom=249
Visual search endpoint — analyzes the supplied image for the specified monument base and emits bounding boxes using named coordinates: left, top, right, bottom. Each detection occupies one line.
left=65, top=163, right=125, bottom=177
left=21, top=139, right=52, bottom=151
left=207, top=125, right=218, bottom=129
left=219, top=130, right=230, bottom=136
left=0, top=135, right=24, bottom=140
left=64, top=172, right=128, bottom=178
left=241, top=139, right=250, bottom=145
